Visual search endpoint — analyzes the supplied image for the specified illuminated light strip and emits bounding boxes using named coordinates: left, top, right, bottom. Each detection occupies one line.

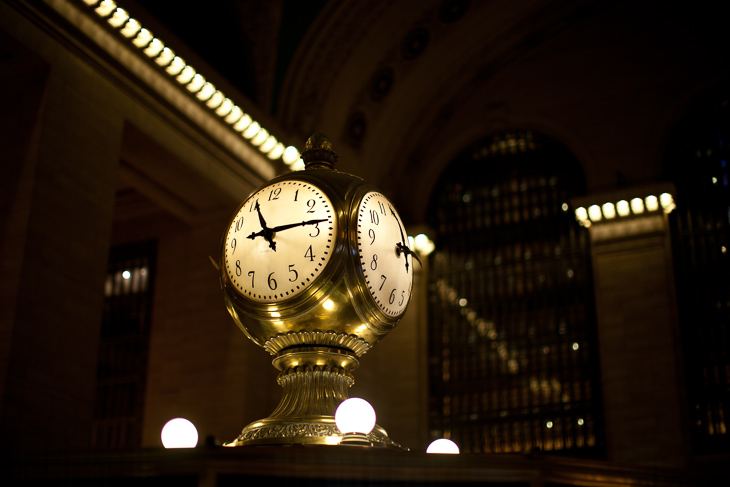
left=81, top=0, right=301, bottom=168
left=574, top=192, right=675, bottom=228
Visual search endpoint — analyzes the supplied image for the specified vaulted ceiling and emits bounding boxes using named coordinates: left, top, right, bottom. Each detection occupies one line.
left=124, top=0, right=729, bottom=223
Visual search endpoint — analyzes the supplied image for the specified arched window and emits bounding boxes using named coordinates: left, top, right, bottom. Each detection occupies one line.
left=664, top=96, right=730, bottom=455
left=426, top=132, right=604, bottom=456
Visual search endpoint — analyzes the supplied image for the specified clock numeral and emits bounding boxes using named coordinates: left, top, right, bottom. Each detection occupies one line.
left=379, top=274, right=387, bottom=291
left=370, top=210, right=379, bottom=225
left=294, top=189, right=299, bottom=201
left=268, top=272, right=277, bottom=290
left=309, top=223, right=321, bottom=238
left=288, top=264, right=298, bottom=282
left=235, top=260, right=242, bottom=277
left=304, top=245, right=315, bottom=262
left=370, top=254, right=378, bottom=271
left=389, top=288, right=396, bottom=305
left=399, top=290, right=405, bottom=306
left=268, top=187, right=282, bottom=201
left=235, top=216, right=244, bottom=232
left=249, top=199, right=258, bottom=212
left=248, top=270, right=255, bottom=287
left=378, top=201, right=386, bottom=214
left=306, top=199, right=316, bottom=213
left=231, top=238, right=237, bottom=254
left=368, top=228, right=376, bottom=245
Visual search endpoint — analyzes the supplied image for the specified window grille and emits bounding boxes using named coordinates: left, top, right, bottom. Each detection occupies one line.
left=91, top=240, right=157, bottom=449
left=665, top=96, right=730, bottom=455
left=426, top=132, right=604, bottom=456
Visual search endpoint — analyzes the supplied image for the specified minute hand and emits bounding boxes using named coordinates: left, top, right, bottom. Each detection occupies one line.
left=270, top=218, right=328, bottom=233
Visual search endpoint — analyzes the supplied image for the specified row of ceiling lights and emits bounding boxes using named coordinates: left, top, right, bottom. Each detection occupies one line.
left=574, top=193, right=675, bottom=227
left=82, top=0, right=304, bottom=170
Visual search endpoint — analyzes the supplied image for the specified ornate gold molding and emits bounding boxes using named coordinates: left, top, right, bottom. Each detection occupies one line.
left=263, top=330, right=371, bottom=356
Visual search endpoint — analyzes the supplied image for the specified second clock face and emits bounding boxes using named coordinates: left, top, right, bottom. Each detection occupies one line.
left=356, top=192, right=414, bottom=317
left=224, top=180, right=336, bottom=303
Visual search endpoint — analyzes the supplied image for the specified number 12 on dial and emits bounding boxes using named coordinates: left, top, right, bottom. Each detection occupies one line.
left=356, top=192, right=414, bottom=317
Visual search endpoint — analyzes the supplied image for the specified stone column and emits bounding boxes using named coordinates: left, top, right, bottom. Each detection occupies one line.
left=0, top=43, right=121, bottom=450
left=578, top=186, right=690, bottom=468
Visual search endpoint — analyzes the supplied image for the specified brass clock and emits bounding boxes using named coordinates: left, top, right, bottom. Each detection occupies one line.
left=356, top=191, right=414, bottom=317
left=220, top=133, right=416, bottom=448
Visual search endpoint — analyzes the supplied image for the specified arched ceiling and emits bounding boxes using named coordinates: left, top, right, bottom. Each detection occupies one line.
left=132, top=0, right=730, bottom=224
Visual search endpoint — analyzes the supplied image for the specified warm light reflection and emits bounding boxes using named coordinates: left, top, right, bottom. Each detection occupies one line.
left=225, top=106, right=243, bottom=124
left=645, top=195, right=659, bottom=212
left=267, top=143, right=285, bottom=160
left=260, top=135, right=278, bottom=153
left=283, top=146, right=301, bottom=165
left=588, top=205, right=602, bottom=221
left=616, top=200, right=630, bottom=217
left=602, top=202, right=616, bottom=219
left=108, top=8, right=129, bottom=28
left=143, top=38, right=164, bottom=58
left=132, top=28, right=153, bottom=48
left=215, top=98, right=233, bottom=117
left=660, top=193, right=675, bottom=212
left=120, top=18, right=141, bottom=38
left=187, top=74, right=206, bottom=93
left=166, top=56, right=186, bottom=76
left=234, top=114, right=253, bottom=132
left=323, top=299, right=335, bottom=311
left=95, top=0, right=116, bottom=17
left=251, top=128, right=270, bottom=146
left=242, top=121, right=261, bottom=139
left=630, top=197, right=644, bottom=214
left=156, top=47, right=175, bottom=67
left=412, top=233, right=435, bottom=256
left=206, top=91, right=225, bottom=109
left=196, top=82, right=216, bottom=101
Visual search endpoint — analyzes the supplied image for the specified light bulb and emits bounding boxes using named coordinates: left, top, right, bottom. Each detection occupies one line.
left=161, top=418, right=198, bottom=448
left=426, top=438, right=460, bottom=454
left=335, top=398, right=376, bottom=434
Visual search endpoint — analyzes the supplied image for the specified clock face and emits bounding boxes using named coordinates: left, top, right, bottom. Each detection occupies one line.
left=224, top=180, right=336, bottom=303
left=356, top=192, right=414, bottom=317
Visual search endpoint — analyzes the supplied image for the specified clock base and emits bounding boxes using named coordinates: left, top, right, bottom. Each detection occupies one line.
left=224, top=346, right=406, bottom=449
left=225, top=417, right=405, bottom=449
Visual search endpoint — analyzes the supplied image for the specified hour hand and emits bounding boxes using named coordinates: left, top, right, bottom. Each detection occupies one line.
left=248, top=228, right=276, bottom=251
left=396, top=242, right=422, bottom=268
left=246, top=201, right=276, bottom=250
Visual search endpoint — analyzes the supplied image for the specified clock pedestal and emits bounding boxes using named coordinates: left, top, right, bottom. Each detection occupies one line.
left=225, top=344, right=401, bottom=448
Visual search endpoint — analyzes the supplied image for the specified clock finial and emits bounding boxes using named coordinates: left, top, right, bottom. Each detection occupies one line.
left=302, top=132, right=337, bottom=170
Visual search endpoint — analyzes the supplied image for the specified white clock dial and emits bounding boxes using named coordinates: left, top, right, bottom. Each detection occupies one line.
left=357, top=192, right=414, bottom=317
left=224, top=180, right=336, bottom=303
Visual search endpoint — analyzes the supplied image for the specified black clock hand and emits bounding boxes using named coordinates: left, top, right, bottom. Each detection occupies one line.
left=248, top=201, right=276, bottom=251
left=390, top=208, right=422, bottom=272
left=396, top=242, right=422, bottom=268
left=270, top=218, right=328, bottom=233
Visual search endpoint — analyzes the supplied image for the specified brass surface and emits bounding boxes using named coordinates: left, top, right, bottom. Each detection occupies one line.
left=221, top=134, right=411, bottom=448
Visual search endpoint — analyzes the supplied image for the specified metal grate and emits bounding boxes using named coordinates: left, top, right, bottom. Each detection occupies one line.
left=91, top=240, right=157, bottom=449
left=426, top=132, right=604, bottom=456
left=666, top=96, right=730, bottom=455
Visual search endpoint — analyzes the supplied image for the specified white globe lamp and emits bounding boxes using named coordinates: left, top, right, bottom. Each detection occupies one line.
left=161, top=417, right=199, bottom=448
left=426, top=438, right=460, bottom=454
left=335, top=398, right=376, bottom=446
